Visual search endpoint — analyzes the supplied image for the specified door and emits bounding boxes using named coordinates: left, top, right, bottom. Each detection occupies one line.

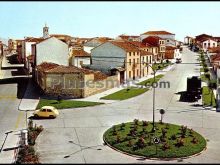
left=120, top=71, right=124, bottom=84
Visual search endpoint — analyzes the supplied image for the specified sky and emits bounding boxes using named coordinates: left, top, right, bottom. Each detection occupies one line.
left=1, top=2, right=220, bottom=42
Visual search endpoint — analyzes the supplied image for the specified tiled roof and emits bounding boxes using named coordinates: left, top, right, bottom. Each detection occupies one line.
left=71, top=49, right=90, bottom=57
left=142, top=36, right=162, bottom=47
left=139, top=50, right=153, bottom=56
left=25, top=37, right=45, bottom=43
left=37, top=62, right=59, bottom=71
left=37, top=62, right=108, bottom=81
left=166, top=46, right=176, bottom=50
left=128, top=41, right=148, bottom=48
left=110, top=40, right=140, bottom=52
left=118, top=35, right=139, bottom=40
left=141, top=30, right=174, bottom=35
left=211, top=54, right=220, bottom=62
left=208, top=46, right=220, bottom=53
left=165, top=49, right=174, bottom=59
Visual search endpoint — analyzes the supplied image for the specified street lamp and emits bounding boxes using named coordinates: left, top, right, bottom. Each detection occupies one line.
left=143, top=62, right=160, bottom=132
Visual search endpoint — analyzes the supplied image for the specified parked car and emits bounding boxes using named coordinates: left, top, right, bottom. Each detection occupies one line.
left=33, top=106, right=59, bottom=118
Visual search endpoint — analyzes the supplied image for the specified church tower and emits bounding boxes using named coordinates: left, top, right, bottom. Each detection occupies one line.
left=43, top=23, right=49, bottom=39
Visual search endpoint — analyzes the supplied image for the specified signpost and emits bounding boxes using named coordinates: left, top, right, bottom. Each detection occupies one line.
left=153, top=137, right=160, bottom=155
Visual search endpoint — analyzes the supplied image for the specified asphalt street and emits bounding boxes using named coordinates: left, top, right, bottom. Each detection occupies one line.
left=33, top=47, right=220, bottom=163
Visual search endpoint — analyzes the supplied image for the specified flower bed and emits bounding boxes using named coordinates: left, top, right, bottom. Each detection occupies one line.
left=15, top=120, right=43, bottom=164
left=103, top=120, right=206, bottom=159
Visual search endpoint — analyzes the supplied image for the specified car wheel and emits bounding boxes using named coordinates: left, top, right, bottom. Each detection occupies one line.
left=49, top=115, right=55, bottom=119
left=34, top=114, right=39, bottom=118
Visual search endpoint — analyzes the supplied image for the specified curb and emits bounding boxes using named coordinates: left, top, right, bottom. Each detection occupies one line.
left=103, top=136, right=207, bottom=161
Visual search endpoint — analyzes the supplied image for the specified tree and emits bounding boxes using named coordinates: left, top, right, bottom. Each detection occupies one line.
left=208, top=79, right=217, bottom=106
left=159, top=109, right=166, bottom=123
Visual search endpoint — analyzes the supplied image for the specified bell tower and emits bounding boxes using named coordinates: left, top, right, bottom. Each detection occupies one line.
left=43, top=23, right=49, bottom=39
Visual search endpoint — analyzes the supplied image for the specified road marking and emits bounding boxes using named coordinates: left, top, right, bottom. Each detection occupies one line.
left=14, top=111, right=23, bottom=130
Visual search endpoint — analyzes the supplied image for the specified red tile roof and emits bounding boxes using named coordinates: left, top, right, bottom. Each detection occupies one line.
left=211, top=54, right=220, bottom=62
left=128, top=41, right=149, bottom=48
left=71, top=49, right=90, bottom=57
left=165, top=49, right=174, bottom=59
left=141, top=30, right=174, bottom=35
left=208, top=46, right=220, bottom=53
left=110, top=40, right=140, bottom=52
left=37, top=62, right=108, bottom=81
left=166, top=46, right=176, bottom=50
left=37, top=62, right=59, bottom=71
left=142, top=36, right=162, bottom=47
left=118, top=35, right=139, bottom=40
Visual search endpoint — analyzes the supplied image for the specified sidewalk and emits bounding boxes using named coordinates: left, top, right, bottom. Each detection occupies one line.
left=18, top=80, right=40, bottom=111
left=1, top=54, right=24, bottom=68
left=73, top=64, right=175, bottom=103
left=0, top=130, right=21, bottom=163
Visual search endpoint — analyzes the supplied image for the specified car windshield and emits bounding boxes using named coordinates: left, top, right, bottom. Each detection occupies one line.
left=47, top=109, right=52, bottom=112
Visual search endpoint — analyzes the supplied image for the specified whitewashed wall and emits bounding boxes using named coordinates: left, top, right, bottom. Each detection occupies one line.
left=36, top=37, right=68, bottom=66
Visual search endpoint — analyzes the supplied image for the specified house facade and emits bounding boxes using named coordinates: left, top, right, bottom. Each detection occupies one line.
left=142, top=36, right=166, bottom=62
left=83, top=37, right=112, bottom=53
left=69, top=49, right=91, bottom=68
left=140, top=31, right=175, bottom=46
left=35, top=37, right=69, bottom=66
left=35, top=62, right=119, bottom=98
left=91, top=40, right=153, bottom=82
left=202, top=39, right=217, bottom=52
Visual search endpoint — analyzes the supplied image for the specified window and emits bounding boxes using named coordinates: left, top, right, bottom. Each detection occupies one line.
left=41, top=109, right=46, bottom=112
left=147, top=49, right=149, bottom=52
left=146, top=56, right=148, bottom=63
left=137, top=69, right=139, bottom=76
left=129, top=71, right=131, bottom=78
left=150, top=56, right=152, bottom=63
left=129, top=59, right=131, bottom=65
left=167, top=40, right=169, bottom=42
left=47, top=109, right=52, bottom=112
left=129, top=52, right=131, bottom=56
left=213, top=43, right=216, bottom=47
left=133, top=52, right=135, bottom=56
left=137, top=58, right=139, bottom=64
left=142, top=57, right=144, bottom=62
left=133, top=59, right=135, bottom=64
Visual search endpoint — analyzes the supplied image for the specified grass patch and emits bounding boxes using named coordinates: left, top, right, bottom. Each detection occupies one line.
left=101, top=87, right=149, bottom=100
left=202, top=86, right=216, bottom=107
left=103, top=121, right=206, bottom=158
left=137, top=74, right=164, bottom=86
left=152, top=63, right=171, bottom=70
left=37, top=99, right=104, bottom=109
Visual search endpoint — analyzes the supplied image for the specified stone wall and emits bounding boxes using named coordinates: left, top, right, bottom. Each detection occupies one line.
left=36, top=70, right=119, bottom=98
left=83, top=74, right=119, bottom=97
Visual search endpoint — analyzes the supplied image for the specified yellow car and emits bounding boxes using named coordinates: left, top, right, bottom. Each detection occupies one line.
left=33, top=106, right=59, bottom=118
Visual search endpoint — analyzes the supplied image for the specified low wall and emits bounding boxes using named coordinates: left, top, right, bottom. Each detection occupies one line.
left=83, top=75, right=120, bottom=97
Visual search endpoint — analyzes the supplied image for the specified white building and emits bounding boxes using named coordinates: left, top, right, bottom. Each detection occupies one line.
left=69, top=49, right=91, bottom=68
left=202, top=38, right=218, bottom=52
left=36, top=37, right=69, bottom=66
left=83, top=37, right=112, bottom=53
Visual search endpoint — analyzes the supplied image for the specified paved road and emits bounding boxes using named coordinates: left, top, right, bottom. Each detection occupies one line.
left=35, top=47, right=220, bottom=163
left=0, top=56, right=28, bottom=162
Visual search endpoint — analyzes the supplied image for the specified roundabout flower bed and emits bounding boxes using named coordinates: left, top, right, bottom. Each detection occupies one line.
left=103, top=120, right=207, bottom=159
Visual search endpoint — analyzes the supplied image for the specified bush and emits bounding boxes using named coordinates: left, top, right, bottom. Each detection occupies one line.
left=205, top=73, right=210, bottom=80
left=204, top=67, right=209, bottom=72
left=136, top=137, right=146, bottom=148
left=191, top=137, right=198, bottom=144
left=171, top=134, right=177, bottom=140
left=142, top=121, right=148, bottom=126
left=203, top=63, right=207, bottom=67
left=162, top=142, right=170, bottom=151
left=176, top=138, right=185, bottom=147
left=134, top=119, right=139, bottom=125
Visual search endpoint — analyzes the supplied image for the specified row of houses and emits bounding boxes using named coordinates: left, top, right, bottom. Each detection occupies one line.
left=184, top=34, right=220, bottom=52
left=7, top=25, right=182, bottom=98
